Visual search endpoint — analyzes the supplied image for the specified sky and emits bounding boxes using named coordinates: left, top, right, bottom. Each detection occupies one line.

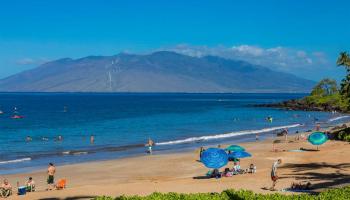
left=0, top=0, right=349, bottom=81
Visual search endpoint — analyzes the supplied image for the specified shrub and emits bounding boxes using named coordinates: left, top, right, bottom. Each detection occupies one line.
left=93, top=186, right=350, bottom=200
left=332, top=127, right=350, bottom=142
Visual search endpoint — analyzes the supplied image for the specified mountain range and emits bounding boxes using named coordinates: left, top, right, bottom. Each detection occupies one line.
left=0, top=51, right=315, bottom=93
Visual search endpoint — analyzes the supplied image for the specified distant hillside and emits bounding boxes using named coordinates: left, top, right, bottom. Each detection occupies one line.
left=0, top=51, right=315, bottom=93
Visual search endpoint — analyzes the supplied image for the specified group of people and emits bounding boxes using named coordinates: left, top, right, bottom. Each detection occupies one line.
left=0, top=162, right=66, bottom=198
left=0, top=177, right=35, bottom=198
left=25, top=135, right=95, bottom=144
left=207, top=161, right=257, bottom=179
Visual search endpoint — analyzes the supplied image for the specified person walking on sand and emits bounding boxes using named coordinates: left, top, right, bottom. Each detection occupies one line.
left=270, top=159, right=282, bottom=191
left=47, top=163, right=56, bottom=190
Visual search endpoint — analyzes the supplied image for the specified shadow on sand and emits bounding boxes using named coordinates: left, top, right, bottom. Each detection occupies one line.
left=280, top=162, right=350, bottom=190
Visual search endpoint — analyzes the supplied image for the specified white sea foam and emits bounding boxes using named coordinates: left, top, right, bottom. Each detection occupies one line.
left=328, top=116, right=350, bottom=122
left=156, top=124, right=302, bottom=146
left=0, top=157, right=31, bottom=165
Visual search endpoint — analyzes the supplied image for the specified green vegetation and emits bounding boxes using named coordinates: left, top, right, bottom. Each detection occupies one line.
left=332, top=127, right=350, bottom=142
left=337, top=51, right=350, bottom=108
left=277, top=51, right=350, bottom=112
left=94, top=186, right=350, bottom=200
left=303, top=78, right=348, bottom=111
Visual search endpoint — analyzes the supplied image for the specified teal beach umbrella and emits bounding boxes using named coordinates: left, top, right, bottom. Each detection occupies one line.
left=308, top=132, right=328, bottom=150
left=225, top=145, right=245, bottom=152
left=228, top=151, right=252, bottom=159
left=200, top=148, right=228, bottom=169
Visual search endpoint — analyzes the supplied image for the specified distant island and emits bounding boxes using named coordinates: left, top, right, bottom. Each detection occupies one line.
left=259, top=52, right=350, bottom=113
left=0, top=51, right=314, bottom=93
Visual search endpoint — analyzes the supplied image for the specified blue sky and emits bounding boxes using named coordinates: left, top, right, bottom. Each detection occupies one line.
left=0, top=0, right=349, bottom=81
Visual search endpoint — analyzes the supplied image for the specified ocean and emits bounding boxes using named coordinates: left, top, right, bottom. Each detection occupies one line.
left=0, top=93, right=349, bottom=174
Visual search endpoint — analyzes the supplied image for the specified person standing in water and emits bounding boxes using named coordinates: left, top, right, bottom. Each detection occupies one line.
left=90, top=135, right=95, bottom=144
left=146, top=138, right=154, bottom=154
left=284, top=128, right=289, bottom=141
left=47, top=163, right=56, bottom=190
left=315, top=123, right=321, bottom=131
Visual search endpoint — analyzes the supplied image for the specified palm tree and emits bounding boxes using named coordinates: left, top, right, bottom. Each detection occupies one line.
left=337, top=52, right=350, bottom=69
left=337, top=52, right=350, bottom=104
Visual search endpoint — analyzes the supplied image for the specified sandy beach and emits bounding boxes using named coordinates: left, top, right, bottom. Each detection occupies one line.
left=2, top=127, right=350, bottom=200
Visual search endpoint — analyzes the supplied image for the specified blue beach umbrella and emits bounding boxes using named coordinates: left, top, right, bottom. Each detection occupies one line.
left=308, top=132, right=328, bottom=150
left=200, top=148, right=228, bottom=169
left=225, top=145, right=245, bottom=152
left=228, top=151, right=252, bottom=159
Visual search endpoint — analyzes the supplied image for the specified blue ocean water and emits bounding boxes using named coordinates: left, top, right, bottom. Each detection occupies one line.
left=0, top=93, right=349, bottom=174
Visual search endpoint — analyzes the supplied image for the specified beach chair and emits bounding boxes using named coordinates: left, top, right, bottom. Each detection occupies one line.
left=55, top=179, right=67, bottom=190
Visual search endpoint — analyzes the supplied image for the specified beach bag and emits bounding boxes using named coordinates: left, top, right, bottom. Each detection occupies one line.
left=56, top=179, right=67, bottom=190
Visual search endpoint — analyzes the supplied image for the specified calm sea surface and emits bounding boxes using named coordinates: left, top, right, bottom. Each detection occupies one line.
left=0, top=93, right=348, bottom=174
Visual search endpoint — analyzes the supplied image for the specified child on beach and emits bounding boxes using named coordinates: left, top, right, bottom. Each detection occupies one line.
left=0, top=179, right=12, bottom=198
left=249, top=164, right=256, bottom=173
left=26, top=177, right=35, bottom=192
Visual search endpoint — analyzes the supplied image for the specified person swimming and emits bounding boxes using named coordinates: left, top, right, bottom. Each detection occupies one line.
left=267, top=116, right=273, bottom=123
left=25, top=136, right=32, bottom=142
left=55, top=135, right=63, bottom=142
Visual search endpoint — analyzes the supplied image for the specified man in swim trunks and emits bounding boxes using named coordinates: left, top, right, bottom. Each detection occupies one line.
left=47, top=163, right=56, bottom=190
left=270, top=159, right=282, bottom=191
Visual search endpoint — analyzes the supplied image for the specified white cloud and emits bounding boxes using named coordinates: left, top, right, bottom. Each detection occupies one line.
left=16, top=57, right=49, bottom=66
left=163, top=44, right=330, bottom=74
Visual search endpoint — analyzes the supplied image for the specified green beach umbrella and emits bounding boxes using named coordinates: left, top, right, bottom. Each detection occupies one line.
left=225, top=145, right=245, bottom=152
left=228, top=151, right=252, bottom=159
left=308, top=132, right=328, bottom=150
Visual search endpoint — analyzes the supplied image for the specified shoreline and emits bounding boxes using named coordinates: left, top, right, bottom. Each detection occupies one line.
left=2, top=122, right=350, bottom=199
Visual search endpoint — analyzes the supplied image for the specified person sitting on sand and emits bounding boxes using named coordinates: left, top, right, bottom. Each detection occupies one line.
left=233, top=162, right=244, bottom=173
left=25, top=177, right=35, bottom=192
left=223, top=168, right=233, bottom=177
left=249, top=164, right=256, bottom=174
left=47, top=163, right=56, bottom=191
left=270, top=159, right=282, bottom=191
left=0, top=179, right=12, bottom=198
left=210, top=169, right=221, bottom=178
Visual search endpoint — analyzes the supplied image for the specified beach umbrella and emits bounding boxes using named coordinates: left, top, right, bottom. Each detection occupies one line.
left=308, top=132, right=328, bottom=150
left=308, top=132, right=328, bottom=145
left=200, top=148, right=228, bottom=169
left=225, top=145, right=245, bottom=152
left=228, top=151, right=252, bottom=159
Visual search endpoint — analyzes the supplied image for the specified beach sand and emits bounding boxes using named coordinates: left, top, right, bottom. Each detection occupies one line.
left=3, top=130, right=350, bottom=199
